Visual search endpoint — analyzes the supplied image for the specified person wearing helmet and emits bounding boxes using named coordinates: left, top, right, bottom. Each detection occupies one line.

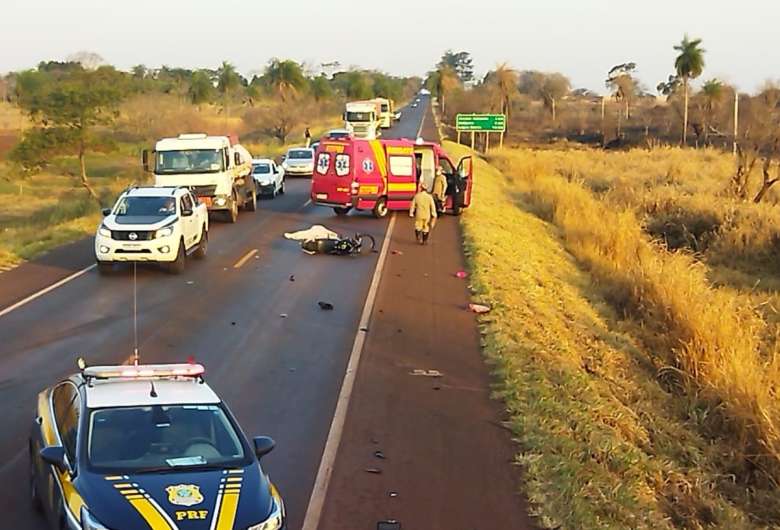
left=409, top=182, right=438, bottom=245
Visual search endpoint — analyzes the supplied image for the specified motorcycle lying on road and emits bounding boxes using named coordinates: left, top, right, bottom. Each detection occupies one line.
left=300, top=233, right=377, bottom=256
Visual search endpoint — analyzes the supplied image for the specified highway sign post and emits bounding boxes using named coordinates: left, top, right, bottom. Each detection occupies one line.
left=455, top=114, right=506, bottom=152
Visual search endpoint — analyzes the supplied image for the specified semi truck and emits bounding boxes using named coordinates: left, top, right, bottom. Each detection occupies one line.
left=374, top=97, right=394, bottom=129
left=344, top=100, right=382, bottom=139
left=143, top=133, right=257, bottom=223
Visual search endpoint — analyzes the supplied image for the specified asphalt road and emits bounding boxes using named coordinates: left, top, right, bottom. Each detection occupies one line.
left=0, top=97, right=431, bottom=530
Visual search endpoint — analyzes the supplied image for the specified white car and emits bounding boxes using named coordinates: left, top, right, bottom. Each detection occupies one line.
left=95, top=186, right=208, bottom=274
left=282, top=147, right=315, bottom=177
left=252, top=158, right=285, bottom=197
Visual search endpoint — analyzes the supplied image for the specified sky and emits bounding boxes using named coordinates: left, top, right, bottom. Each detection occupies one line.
left=1, top=0, right=778, bottom=94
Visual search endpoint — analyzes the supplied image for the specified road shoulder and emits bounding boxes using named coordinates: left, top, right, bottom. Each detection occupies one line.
left=316, top=211, right=536, bottom=529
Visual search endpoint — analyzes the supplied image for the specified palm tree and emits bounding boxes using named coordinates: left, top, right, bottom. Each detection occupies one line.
left=217, top=61, right=242, bottom=121
left=435, top=65, right=460, bottom=118
left=265, top=59, right=307, bottom=102
left=700, top=79, right=724, bottom=144
left=674, top=35, right=706, bottom=145
left=491, top=63, right=519, bottom=119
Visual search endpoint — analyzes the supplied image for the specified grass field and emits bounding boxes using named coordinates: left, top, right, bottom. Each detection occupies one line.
left=448, top=140, right=780, bottom=529
left=0, top=98, right=340, bottom=270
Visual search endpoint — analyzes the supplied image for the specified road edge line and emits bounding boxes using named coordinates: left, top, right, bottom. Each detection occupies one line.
left=0, top=263, right=97, bottom=318
left=301, top=214, right=396, bottom=530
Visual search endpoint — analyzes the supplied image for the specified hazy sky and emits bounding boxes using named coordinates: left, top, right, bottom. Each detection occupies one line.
left=1, top=0, right=777, bottom=94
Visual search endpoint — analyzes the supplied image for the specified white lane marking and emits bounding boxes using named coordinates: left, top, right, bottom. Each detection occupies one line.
left=302, top=198, right=312, bottom=208
left=417, top=105, right=427, bottom=138
left=233, top=248, right=258, bottom=269
left=0, top=264, right=96, bottom=319
left=301, top=214, right=397, bottom=530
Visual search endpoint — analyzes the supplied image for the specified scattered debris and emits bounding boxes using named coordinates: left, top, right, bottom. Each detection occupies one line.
left=373, top=450, right=386, bottom=460
left=455, top=270, right=468, bottom=279
left=185, top=280, right=195, bottom=285
left=377, top=521, right=400, bottom=530
left=389, top=491, right=398, bottom=498
left=391, top=250, right=403, bottom=255
left=318, top=301, right=334, bottom=311
left=230, top=322, right=236, bottom=326
left=360, top=327, right=369, bottom=332
left=410, top=369, right=443, bottom=378
left=364, top=468, right=382, bottom=474
left=280, top=313, right=288, bottom=318
left=468, top=303, right=491, bottom=314
left=433, top=385, right=441, bottom=391
left=289, top=275, right=295, bottom=282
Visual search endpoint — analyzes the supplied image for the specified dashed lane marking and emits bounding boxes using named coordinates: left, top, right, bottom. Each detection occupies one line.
left=233, top=249, right=258, bottom=269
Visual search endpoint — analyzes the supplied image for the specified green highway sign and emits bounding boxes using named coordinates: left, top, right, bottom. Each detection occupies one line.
left=456, top=113, right=506, bottom=132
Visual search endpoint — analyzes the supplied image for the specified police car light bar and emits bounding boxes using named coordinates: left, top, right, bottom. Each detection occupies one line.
left=83, top=363, right=205, bottom=380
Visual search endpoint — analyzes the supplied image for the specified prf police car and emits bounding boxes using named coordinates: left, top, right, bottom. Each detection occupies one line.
left=29, top=362, right=286, bottom=530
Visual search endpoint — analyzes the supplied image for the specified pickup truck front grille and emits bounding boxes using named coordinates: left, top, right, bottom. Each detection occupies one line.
left=112, top=230, right=154, bottom=241
left=190, top=185, right=217, bottom=197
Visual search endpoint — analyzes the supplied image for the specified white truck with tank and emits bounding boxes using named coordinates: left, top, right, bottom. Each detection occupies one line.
left=143, top=133, right=257, bottom=223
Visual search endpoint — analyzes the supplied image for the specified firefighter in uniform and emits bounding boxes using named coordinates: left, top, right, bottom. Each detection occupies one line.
left=409, top=183, right=438, bottom=244
left=432, top=166, right=448, bottom=213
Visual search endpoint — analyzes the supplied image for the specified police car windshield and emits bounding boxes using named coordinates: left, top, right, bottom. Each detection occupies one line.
left=253, top=163, right=271, bottom=174
left=87, top=405, right=248, bottom=472
left=156, top=149, right=224, bottom=174
left=115, top=196, right=176, bottom=217
left=288, top=150, right=313, bottom=160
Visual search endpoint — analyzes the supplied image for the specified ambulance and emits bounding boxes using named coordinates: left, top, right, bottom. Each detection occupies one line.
left=311, top=135, right=473, bottom=218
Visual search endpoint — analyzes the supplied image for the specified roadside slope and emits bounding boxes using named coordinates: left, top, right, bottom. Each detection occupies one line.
left=445, top=142, right=769, bottom=529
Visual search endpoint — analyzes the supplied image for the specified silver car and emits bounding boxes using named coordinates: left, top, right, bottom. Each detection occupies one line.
left=282, top=147, right=315, bottom=177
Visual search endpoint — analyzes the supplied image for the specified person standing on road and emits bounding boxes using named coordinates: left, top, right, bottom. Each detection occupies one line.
left=304, top=127, right=312, bottom=147
left=409, top=183, right=437, bottom=245
left=432, top=166, right=447, bottom=213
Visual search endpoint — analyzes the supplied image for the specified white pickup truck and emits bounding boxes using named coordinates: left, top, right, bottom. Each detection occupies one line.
left=95, top=186, right=208, bottom=274
left=144, top=133, right=257, bottom=223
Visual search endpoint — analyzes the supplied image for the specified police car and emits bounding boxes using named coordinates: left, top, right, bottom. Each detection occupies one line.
left=29, top=362, right=286, bottom=530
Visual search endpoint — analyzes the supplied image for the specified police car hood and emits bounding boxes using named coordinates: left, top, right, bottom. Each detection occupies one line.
left=80, top=464, right=274, bottom=529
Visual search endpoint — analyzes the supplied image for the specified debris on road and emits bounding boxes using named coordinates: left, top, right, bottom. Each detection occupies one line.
left=391, top=250, right=403, bottom=255
left=377, top=521, right=400, bottom=530
left=280, top=313, right=288, bottom=318
left=410, top=369, right=443, bottom=378
left=468, top=303, right=491, bottom=314
left=455, top=270, right=468, bottom=279
left=373, top=450, right=386, bottom=459
left=185, top=280, right=195, bottom=285
left=318, top=301, right=334, bottom=311
left=230, top=321, right=236, bottom=326
left=389, top=491, right=398, bottom=498
left=289, top=275, right=295, bottom=282
left=364, top=468, right=382, bottom=474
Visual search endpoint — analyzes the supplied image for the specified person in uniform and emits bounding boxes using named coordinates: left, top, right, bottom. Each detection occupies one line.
left=432, top=166, right=448, bottom=213
left=409, top=183, right=438, bottom=245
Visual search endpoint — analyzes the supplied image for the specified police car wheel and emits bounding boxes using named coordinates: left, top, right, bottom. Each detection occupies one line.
left=29, top=450, right=42, bottom=512
left=372, top=198, right=388, bottom=219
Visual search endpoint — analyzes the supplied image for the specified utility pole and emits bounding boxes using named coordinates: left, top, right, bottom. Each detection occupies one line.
left=733, top=90, right=739, bottom=156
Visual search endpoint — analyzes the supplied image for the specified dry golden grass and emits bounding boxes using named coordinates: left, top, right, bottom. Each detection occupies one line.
left=448, top=140, right=780, bottom=528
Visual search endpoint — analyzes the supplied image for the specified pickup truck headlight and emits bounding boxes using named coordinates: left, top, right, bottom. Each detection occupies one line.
left=81, top=507, right=110, bottom=530
left=98, top=224, right=111, bottom=237
left=246, top=498, right=283, bottom=530
left=155, top=223, right=176, bottom=239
